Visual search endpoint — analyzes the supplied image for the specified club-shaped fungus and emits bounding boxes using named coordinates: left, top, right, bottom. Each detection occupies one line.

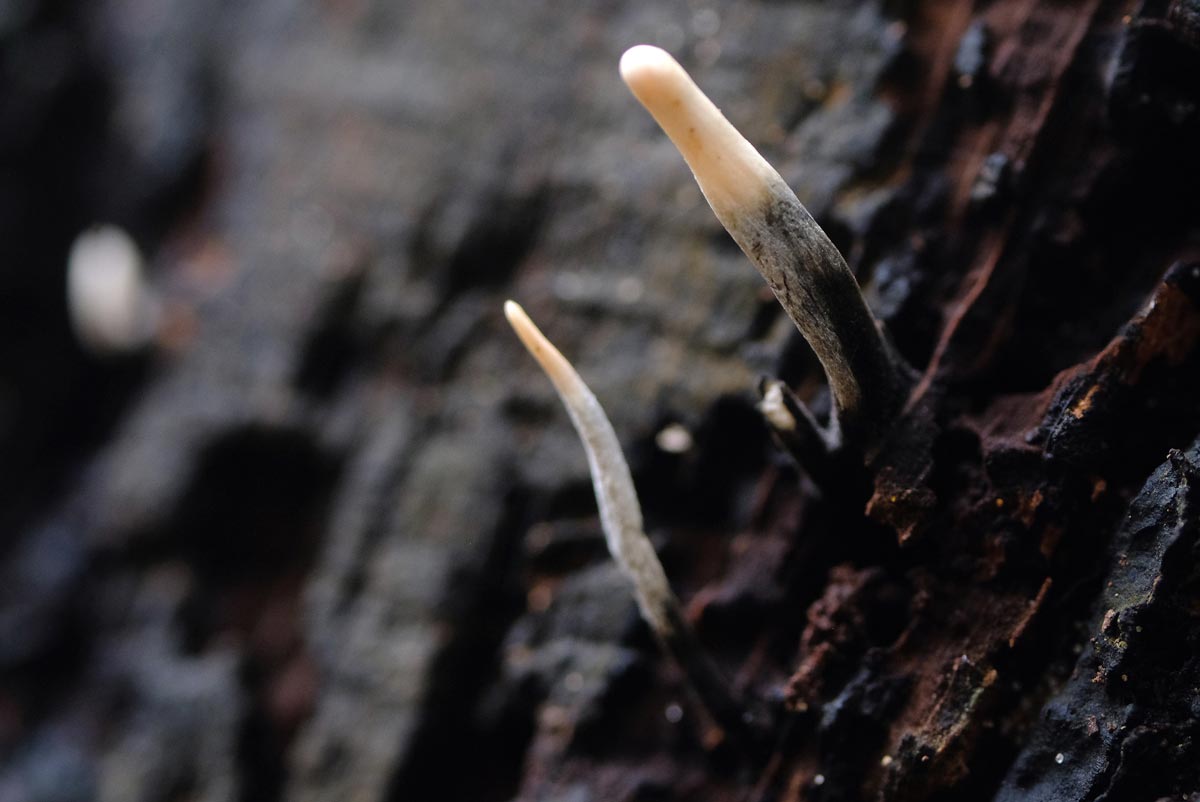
left=619, top=45, right=912, bottom=451
left=504, top=300, right=761, bottom=742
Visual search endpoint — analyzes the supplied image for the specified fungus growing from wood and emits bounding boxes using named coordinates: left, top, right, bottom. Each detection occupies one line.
left=504, top=300, right=760, bottom=741
left=503, top=44, right=921, bottom=747
left=619, top=45, right=912, bottom=451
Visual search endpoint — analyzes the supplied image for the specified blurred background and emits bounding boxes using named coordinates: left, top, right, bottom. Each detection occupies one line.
left=0, top=1, right=909, bottom=799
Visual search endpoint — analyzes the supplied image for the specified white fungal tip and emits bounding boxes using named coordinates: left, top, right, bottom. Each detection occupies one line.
left=503, top=300, right=580, bottom=402
left=503, top=298, right=524, bottom=327
left=759, top=382, right=797, bottom=432
left=618, top=45, right=681, bottom=95
left=618, top=45, right=778, bottom=219
left=504, top=299, right=551, bottom=364
left=67, top=225, right=158, bottom=355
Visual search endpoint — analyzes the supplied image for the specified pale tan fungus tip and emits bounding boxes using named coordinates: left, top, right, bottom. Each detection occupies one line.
left=619, top=44, right=778, bottom=218
left=758, top=382, right=797, bottom=432
left=504, top=300, right=581, bottom=403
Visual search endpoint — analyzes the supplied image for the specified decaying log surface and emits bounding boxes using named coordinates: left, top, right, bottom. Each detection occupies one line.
left=0, top=1, right=1197, bottom=801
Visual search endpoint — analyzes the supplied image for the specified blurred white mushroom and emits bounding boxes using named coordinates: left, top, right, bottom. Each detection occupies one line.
left=655, top=422, right=694, bottom=454
left=66, top=225, right=159, bottom=355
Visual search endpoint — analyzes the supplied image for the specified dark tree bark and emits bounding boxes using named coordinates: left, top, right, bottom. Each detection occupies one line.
left=0, top=1, right=1197, bottom=801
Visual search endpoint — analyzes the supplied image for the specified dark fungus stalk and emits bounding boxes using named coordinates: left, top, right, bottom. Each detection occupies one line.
left=505, top=301, right=767, bottom=743
left=620, top=45, right=913, bottom=453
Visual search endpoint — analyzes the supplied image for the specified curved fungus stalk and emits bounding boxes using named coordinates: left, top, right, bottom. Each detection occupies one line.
left=619, top=45, right=913, bottom=452
left=504, top=300, right=765, bottom=743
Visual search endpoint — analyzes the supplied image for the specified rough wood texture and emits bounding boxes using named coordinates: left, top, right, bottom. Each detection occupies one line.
left=0, top=1, right=1197, bottom=801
